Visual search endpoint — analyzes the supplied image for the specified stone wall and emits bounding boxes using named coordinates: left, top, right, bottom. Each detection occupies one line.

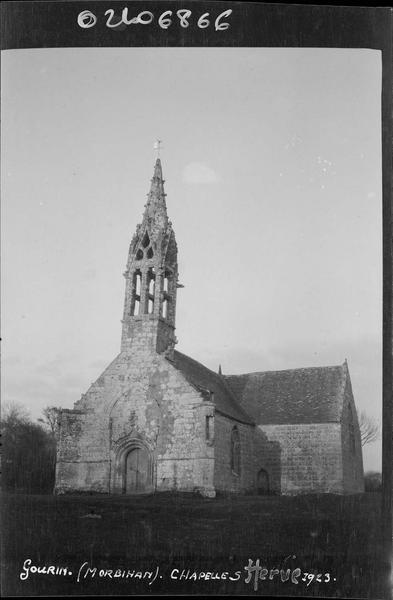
left=55, top=409, right=110, bottom=493
left=121, top=313, right=176, bottom=356
left=341, top=378, right=364, bottom=493
left=213, top=416, right=282, bottom=494
left=253, top=427, right=282, bottom=493
left=213, top=414, right=255, bottom=493
left=56, top=349, right=215, bottom=495
left=259, top=423, right=343, bottom=494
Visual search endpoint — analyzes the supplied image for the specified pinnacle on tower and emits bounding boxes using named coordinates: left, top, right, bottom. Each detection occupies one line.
left=142, top=158, right=168, bottom=235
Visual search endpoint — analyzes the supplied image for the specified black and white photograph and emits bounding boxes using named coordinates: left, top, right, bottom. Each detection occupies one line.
left=1, top=2, right=391, bottom=598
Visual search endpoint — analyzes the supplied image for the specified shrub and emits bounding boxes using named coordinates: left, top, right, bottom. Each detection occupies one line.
left=364, top=471, right=382, bottom=492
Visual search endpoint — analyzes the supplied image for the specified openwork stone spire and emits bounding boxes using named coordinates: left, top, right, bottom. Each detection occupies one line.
left=121, top=158, right=179, bottom=357
left=142, top=159, right=169, bottom=239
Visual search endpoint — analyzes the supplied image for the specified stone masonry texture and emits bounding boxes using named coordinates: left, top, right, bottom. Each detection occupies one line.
left=55, top=158, right=364, bottom=497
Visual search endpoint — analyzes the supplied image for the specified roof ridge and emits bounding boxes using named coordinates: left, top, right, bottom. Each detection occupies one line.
left=224, top=364, right=344, bottom=378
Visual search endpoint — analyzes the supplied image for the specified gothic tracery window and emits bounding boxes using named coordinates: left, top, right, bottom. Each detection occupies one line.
left=231, top=426, right=241, bottom=475
left=137, top=231, right=154, bottom=260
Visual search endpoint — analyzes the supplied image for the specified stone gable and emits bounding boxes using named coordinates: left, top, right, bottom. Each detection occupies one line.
left=55, top=158, right=364, bottom=497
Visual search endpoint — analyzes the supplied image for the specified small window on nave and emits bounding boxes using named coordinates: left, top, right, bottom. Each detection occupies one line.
left=147, top=247, right=154, bottom=259
left=136, top=249, right=143, bottom=260
left=206, top=415, right=214, bottom=443
left=231, top=426, right=241, bottom=475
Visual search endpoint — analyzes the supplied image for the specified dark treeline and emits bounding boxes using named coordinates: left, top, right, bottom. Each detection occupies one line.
left=1, top=404, right=57, bottom=493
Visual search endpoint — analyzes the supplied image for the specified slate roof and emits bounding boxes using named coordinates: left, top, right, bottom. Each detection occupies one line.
left=224, top=365, right=347, bottom=425
left=170, top=351, right=254, bottom=424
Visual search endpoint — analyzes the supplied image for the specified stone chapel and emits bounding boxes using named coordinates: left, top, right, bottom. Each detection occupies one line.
left=55, top=158, right=364, bottom=497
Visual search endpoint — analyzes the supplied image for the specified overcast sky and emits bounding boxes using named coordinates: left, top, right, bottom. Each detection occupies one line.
left=2, top=47, right=382, bottom=471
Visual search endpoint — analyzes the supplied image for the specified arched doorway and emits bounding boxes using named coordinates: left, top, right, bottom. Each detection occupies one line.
left=257, top=469, right=270, bottom=495
left=124, top=446, right=150, bottom=494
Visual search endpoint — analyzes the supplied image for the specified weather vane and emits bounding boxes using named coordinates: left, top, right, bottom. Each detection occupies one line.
left=154, top=139, right=163, bottom=158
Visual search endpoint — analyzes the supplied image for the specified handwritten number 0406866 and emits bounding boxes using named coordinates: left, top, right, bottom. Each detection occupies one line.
left=77, top=9, right=233, bottom=31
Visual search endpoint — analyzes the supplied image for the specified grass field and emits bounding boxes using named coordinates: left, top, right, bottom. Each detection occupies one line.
left=2, top=491, right=387, bottom=597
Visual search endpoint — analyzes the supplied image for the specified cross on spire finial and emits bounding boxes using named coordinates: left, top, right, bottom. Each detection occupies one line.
left=154, top=139, right=163, bottom=158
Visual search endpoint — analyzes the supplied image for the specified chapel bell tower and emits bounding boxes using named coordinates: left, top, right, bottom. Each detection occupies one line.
left=121, top=158, right=179, bottom=357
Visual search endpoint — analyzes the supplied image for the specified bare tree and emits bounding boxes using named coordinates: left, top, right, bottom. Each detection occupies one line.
left=358, top=411, right=380, bottom=446
left=38, top=406, right=61, bottom=436
left=2, top=401, right=30, bottom=426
